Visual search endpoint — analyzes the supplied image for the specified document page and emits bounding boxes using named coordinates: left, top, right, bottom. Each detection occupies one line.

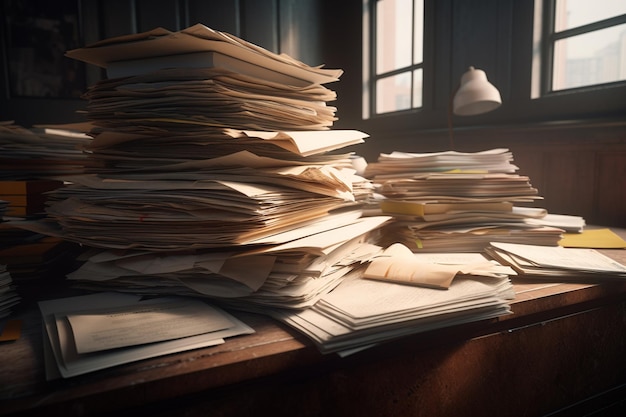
left=39, top=292, right=255, bottom=378
left=489, top=242, right=626, bottom=274
left=66, top=298, right=236, bottom=353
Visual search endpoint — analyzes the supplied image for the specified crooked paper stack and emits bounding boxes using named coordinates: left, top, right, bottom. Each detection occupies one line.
left=267, top=242, right=516, bottom=353
left=0, top=121, right=91, bottom=220
left=19, top=25, right=518, bottom=361
left=0, top=121, right=93, bottom=180
left=0, top=123, right=89, bottom=302
left=24, top=24, right=390, bottom=311
left=273, top=272, right=514, bottom=354
left=0, top=264, right=20, bottom=319
left=365, top=149, right=574, bottom=252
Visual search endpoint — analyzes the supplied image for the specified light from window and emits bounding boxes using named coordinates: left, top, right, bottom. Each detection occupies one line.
left=555, top=0, right=626, bottom=31
left=550, top=0, right=626, bottom=92
left=367, top=0, right=424, bottom=117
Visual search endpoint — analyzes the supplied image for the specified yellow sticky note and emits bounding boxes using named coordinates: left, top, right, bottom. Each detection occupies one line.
left=559, top=228, right=626, bottom=249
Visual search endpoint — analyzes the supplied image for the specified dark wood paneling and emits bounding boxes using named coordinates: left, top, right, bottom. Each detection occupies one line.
left=596, top=152, right=626, bottom=226
left=241, top=0, right=278, bottom=52
left=136, top=0, right=181, bottom=31
left=318, top=0, right=362, bottom=126
left=542, top=151, right=596, bottom=218
left=451, top=0, right=510, bottom=94
left=80, top=0, right=105, bottom=86
left=186, top=0, right=240, bottom=36
left=101, top=0, right=137, bottom=37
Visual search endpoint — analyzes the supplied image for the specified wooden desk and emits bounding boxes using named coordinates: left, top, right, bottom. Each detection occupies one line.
left=1, top=246, right=625, bottom=417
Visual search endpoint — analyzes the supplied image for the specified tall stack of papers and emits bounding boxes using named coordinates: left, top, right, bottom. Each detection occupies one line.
left=365, top=149, right=566, bottom=252
left=26, top=24, right=391, bottom=312
left=18, top=26, right=519, bottom=360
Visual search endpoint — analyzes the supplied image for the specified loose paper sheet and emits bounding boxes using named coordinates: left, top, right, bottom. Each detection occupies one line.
left=39, top=292, right=254, bottom=379
left=489, top=241, right=626, bottom=274
left=66, top=298, right=236, bottom=353
left=559, top=228, right=626, bottom=249
left=363, top=243, right=515, bottom=289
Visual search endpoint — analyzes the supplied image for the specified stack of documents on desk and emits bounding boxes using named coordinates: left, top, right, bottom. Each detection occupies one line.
left=0, top=121, right=93, bottom=179
left=0, top=200, right=7, bottom=219
left=66, top=24, right=342, bottom=131
left=365, top=149, right=565, bottom=252
left=66, top=24, right=342, bottom=87
left=485, top=242, right=626, bottom=281
left=65, top=216, right=388, bottom=309
left=0, top=179, right=65, bottom=218
left=51, top=23, right=370, bottom=247
left=0, top=123, right=90, bottom=297
left=44, top=165, right=370, bottom=250
left=377, top=207, right=564, bottom=252
left=19, top=24, right=390, bottom=312
left=39, top=292, right=254, bottom=378
left=271, top=246, right=515, bottom=354
left=0, top=264, right=20, bottom=318
left=39, top=128, right=382, bottom=254
left=80, top=68, right=337, bottom=131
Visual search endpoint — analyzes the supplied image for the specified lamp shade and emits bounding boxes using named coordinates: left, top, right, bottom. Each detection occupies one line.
left=452, top=66, right=502, bottom=116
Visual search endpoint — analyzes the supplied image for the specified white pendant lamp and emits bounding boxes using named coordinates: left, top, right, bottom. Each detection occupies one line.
left=452, top=66, right=502, bottom=116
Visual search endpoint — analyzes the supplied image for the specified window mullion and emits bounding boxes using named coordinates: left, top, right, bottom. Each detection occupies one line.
left=375, top=63, right=423, bottom=80
left=410, top=0, right=415, bottom=108
left=370, top=0, right=378, bottom=118
left=541, top=0, right=556, bottom=95
left=552, top=14, right=626, bottom=40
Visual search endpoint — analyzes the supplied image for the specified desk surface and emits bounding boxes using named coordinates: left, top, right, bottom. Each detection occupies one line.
left=1, top=241, right=626, bottom=417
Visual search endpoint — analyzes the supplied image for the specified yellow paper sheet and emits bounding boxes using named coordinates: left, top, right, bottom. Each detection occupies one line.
left=559, top=228, right=626, bottom=249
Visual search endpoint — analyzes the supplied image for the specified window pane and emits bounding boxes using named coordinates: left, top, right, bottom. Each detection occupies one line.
left=376, top=72, right=411, bottom=114
left=412, top=69, right=423, bottom=108
left=376, top=0, right=413, bottom=74
left=413, top=0, right=424, bottom=64
left=552, top=23, right=626, bottom=90
left=555, top=0, right=626, bottom=32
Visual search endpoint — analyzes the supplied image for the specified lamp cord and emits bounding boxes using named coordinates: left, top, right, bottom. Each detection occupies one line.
left=448, top=89, right=456, bottom=150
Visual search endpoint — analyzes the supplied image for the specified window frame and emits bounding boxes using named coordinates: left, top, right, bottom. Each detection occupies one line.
left=537, top=0, right=626, bottom=97
left=366, top=0, right=425, bottom=118
left=359, top=0, right=626, bottom=136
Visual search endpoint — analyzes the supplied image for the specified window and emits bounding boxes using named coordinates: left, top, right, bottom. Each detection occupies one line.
left=364, top=0, right=424, bottom=118
left=535, top=0, right=626, bottom=96
left=359, top=0, right=625, bottom=132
